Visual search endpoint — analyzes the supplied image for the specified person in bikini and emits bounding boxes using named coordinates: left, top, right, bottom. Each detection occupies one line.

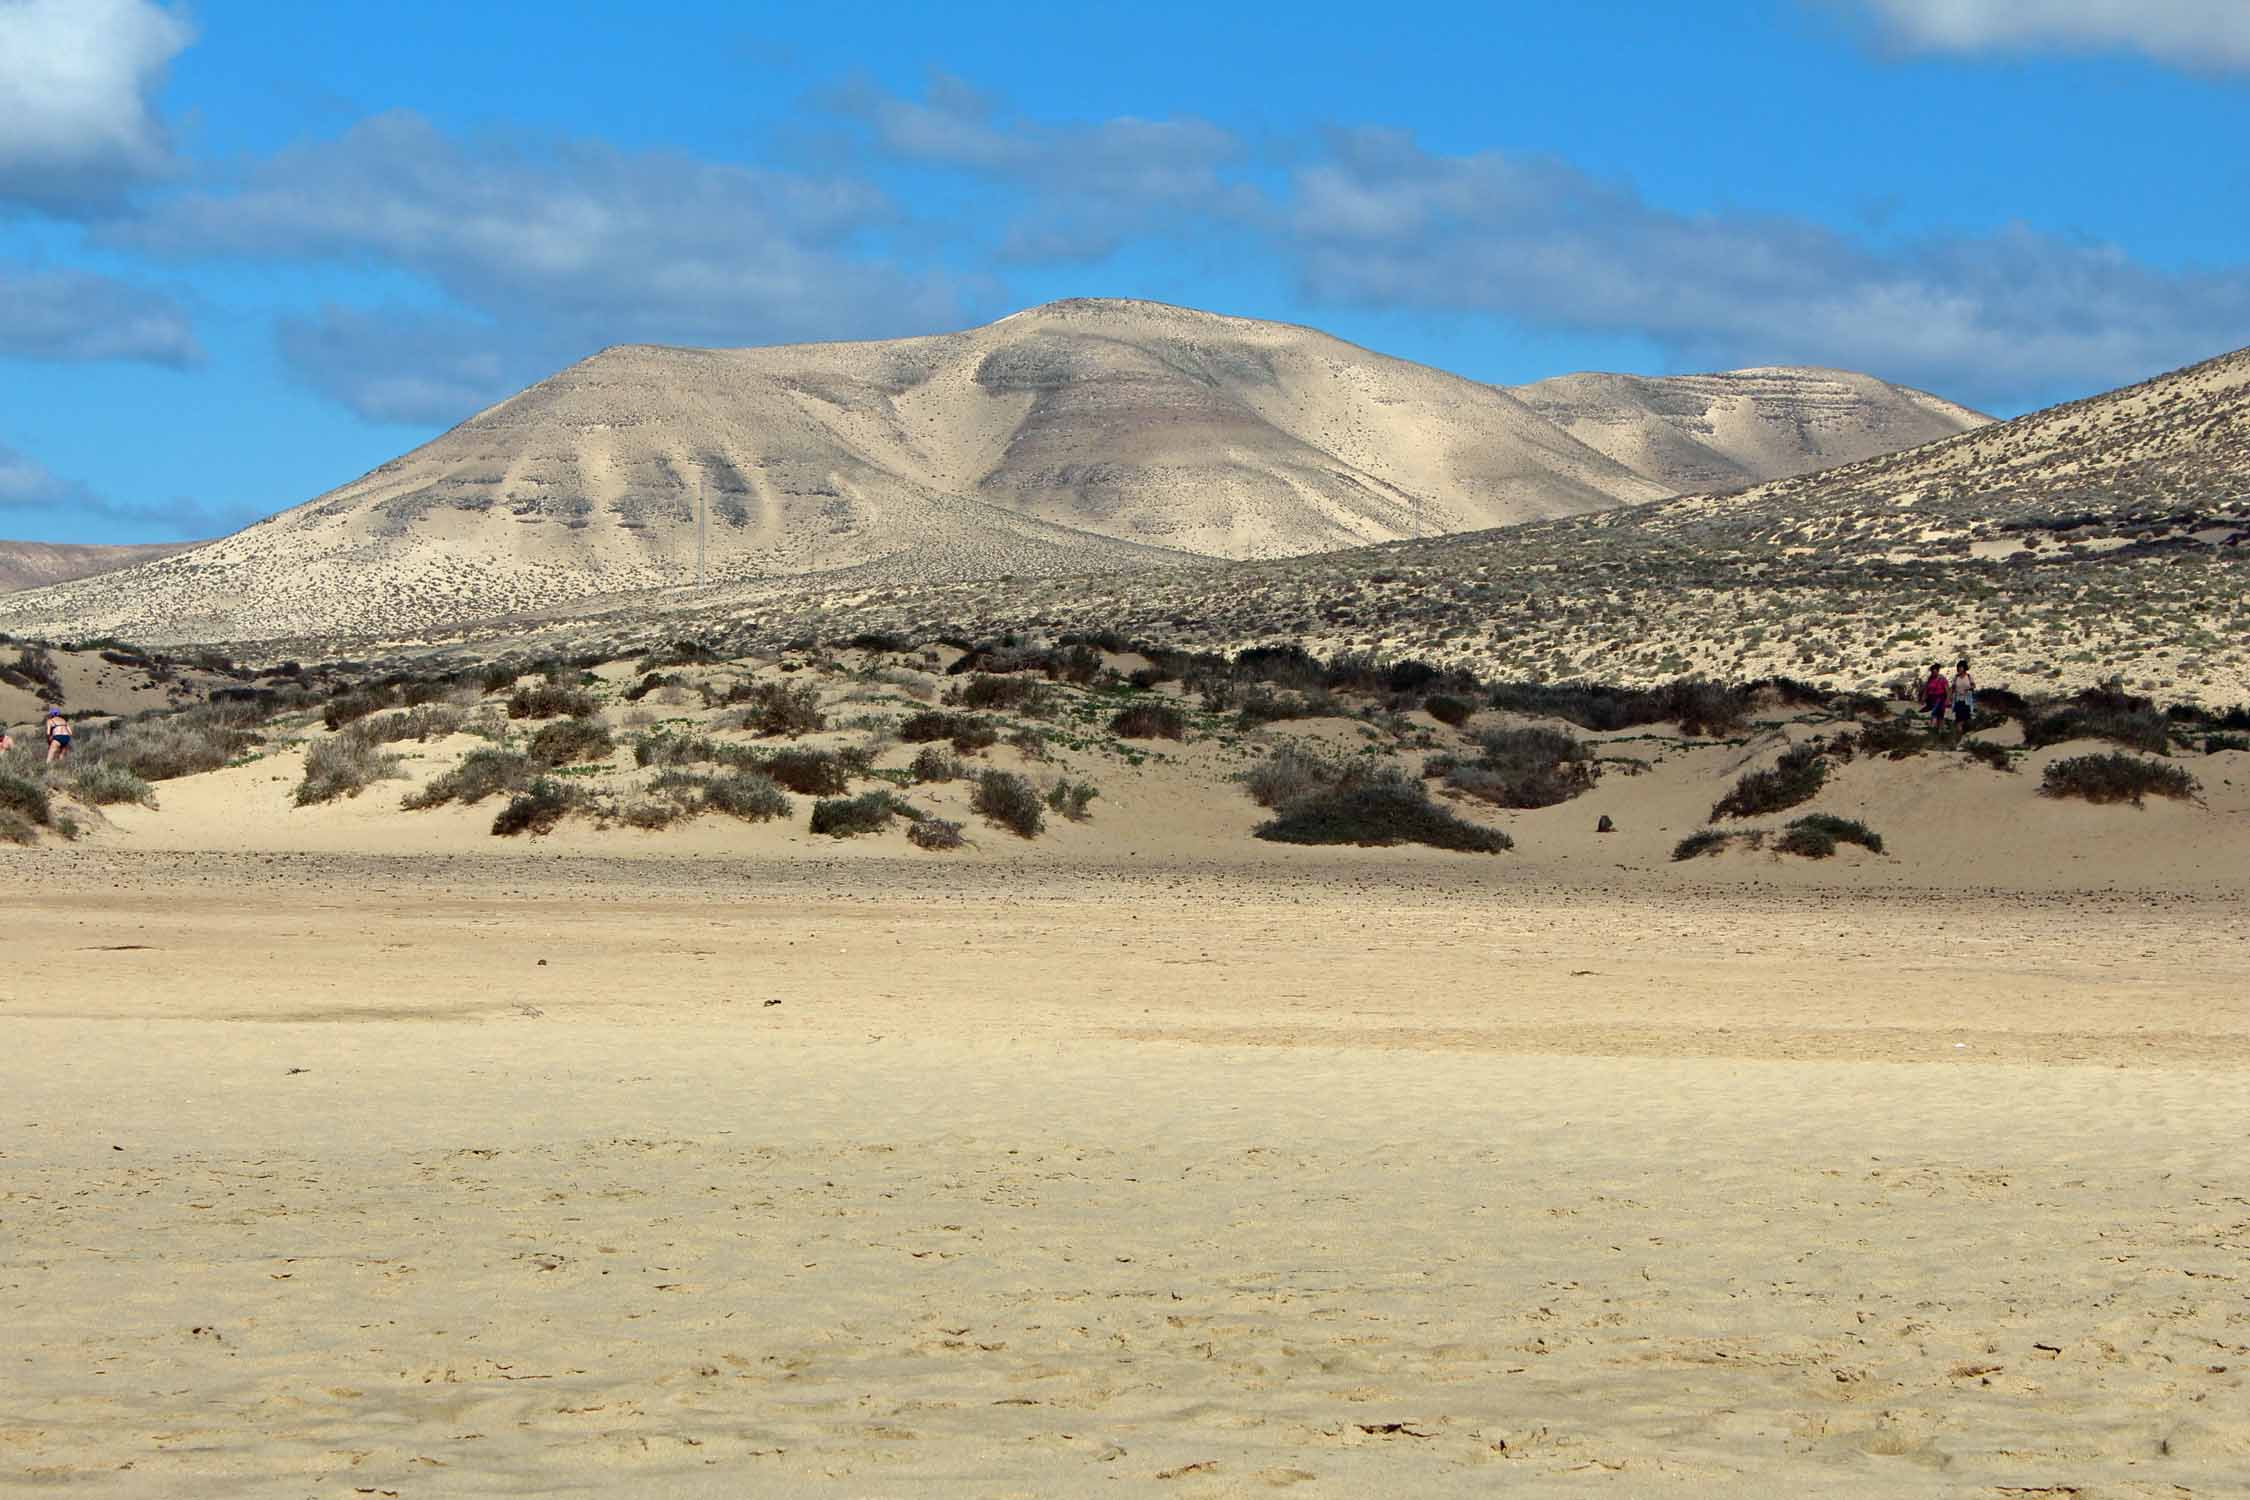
left=44, top=707, right=71, bottom=764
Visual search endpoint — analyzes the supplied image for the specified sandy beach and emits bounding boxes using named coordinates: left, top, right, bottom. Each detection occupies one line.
left=5, top=853, right=2245, bottom=1497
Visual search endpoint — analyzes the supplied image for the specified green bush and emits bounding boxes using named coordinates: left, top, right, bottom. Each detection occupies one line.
left=403, top=747, right=531, bottom=808
left=1711, top=744, right=1828, bottom=821
left=2040, top=753, right=2199, bottom=806
left=1962, top=740, right=2014, bottom=772
left=1046, top=779, right=1100, bottom=821
left=0, top=770, right=52, bottom=826
left=761, top=748, right=854, bottom=796
left=1423, top=693, right=1473, bottom=728
left=899, top=710, right=998, bottom=751
left=908, top=816, right=965, bottom=851
left=1441, top=727, right=1597, bottom=809
left=1254, top=768, right=1510, bottom=853
left=0, top=808, right=38, bottom=845
left=952, top=674, right=1047, bottom=712
left=2020, top=685, right=2171, bottom=755
left=1671, top=828, right=1736, bottom=861
left=1241, top=742, right=1363, bottom=809
left=1775, top=813, right=1885, bottom=858
left=295, top=729, right=405, bottom=806
left=703, top=771, right=790, bottom=821
left=492, top=777, right=575, bottom=836
left=323, top=684, right=399, bottom=730
left=507, top=682, right=597, bottom=721
left=1854, top=715, right=1931, bottom=758
left=1110, top=702, right=1187, bottom=740
left=910, top=746, right=962, bottom=783
left=71, top=762, right=156, bottom=807
left=810, top=790, right=901, bottom=837
left=357, top=704, right=467, bottom=744
left=739, top=679, right=826, bottom=737
left=528, top=716, right=614, bottom=768
left=971, top=769, right=1045, bottom=838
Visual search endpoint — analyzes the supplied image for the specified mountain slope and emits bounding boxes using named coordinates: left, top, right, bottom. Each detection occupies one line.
left=1509, top=367, right=1988, bottom=496
left=0, top=540, right=199, bottom=595
left=0, top=299, right=1987, bottom=644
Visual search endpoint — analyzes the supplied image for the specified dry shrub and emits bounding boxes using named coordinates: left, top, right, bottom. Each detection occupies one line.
left=2040, top=753, right=2198, bottom=805
left=71, top=762, right=155, bottom=807
left=910, top=746, right=962, bottom=783
left=908, top=816, right=965, bottom=851
left=295, top=729, right=405, bottom=806
left=528, top=716, right=614, bottom=768
left=507, top=682, right=596, bottom=720
left=739, top=680, right=827, bottom=737
left=703, top=771, right=790, bottom=821
left=1711, top=744, right=1828, bottom=821
left=403, top=747, right=531, bottom=808
left=492, top=777, right=576, bottom=836
left=1110, top=702, right=1187, bottom=740
left=1045, top=778, right=1099, bottom=821
left=1255, top=767, right=1509, bottom=853
left=971, top=769, right=1044, bottom=838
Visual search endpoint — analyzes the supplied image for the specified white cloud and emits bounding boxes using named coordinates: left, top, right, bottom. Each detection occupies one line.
left=1846, top=0, right=2250, bottom=69
left=1283, top=129, right=2250, bottom=407
left=275, top=306, right=522, bottom=427
left=0, top=439, right=235, bottom=537
left=0, top=0, right=192, bottom=212
left=0, top=261, right=199, bottom=364
left=117, top=111, right=966, bottom=350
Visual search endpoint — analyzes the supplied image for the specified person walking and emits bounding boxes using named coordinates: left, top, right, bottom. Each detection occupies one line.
left=1950, top=659, right=1977, bottom=732
left=1922, top=664, right=1951, bottom=733
left=43, top=707, right=71, bottom=764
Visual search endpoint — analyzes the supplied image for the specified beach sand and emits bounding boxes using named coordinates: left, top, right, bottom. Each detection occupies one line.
left=4, top=853, right=2245, bottom=1496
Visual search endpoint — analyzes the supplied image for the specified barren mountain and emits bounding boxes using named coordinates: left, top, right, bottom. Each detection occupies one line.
left=511, top=345, right=2246, bottom=702
left=0, top=299, right=1983, bottom=645
left=1510, top=367, right=1987, bottom=495
left=0, top=540, right=198, bottom=595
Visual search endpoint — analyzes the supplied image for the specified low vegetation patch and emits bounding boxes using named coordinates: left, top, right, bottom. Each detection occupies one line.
left=908, top=816, right=965, bottom=851
left=1711, top=744, right=1828, bottom=821
left=899, top=710, right=998, bottom=752
left=403, top=747, right=531, bottom=809
left=810, top=790, right=907, bottom=837
left=1254, top=767, right=1511, bottom=854
left=1423, top=693, right=1474, bottom=728
left=507, top=682, right=597, bottom=721
left=951, top=674, right=1048, bottom=712
left=761, top=748, right=856, bottom=796
left=2040, top=753, right=2199, bottom=806
left=0, top=769, right=53, bottom=828
left=1241, top=743, right=1369, bottom=809
left=492, top=777, right=577, bottom=836
left=1046, top=778, right=1100, bottom=821
left=910, top=746, right=962, bottom=783
left=2020, top=684, right=2172, bottom=755
left=738, top=679, right=826, bottom=737
left=71, top=762, right=156, bottom=807
left=295, top=729, right=405, bottom=806
left=702, top=770, right=791, bottom=821
left=1109, top=702, right=1187, bottom=740
left=1774, top=813, right=1885, bottom=859
left=528, top=716, right=615, bottom=769
left=971, top=769, right=1045, bottom=838
left=1433, top=727, right=1597, bottom=809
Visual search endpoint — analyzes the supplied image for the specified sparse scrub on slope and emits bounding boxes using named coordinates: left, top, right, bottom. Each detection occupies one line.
left=2040, top=753, right=2199, bottom=805
left=1711, top=744, right=1828, bottom=821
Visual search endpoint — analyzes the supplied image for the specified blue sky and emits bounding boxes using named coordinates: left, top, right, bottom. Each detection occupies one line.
left=3, top=0, right=2248, bottom=542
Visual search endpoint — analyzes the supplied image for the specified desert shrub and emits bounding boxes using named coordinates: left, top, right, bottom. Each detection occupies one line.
left=2204, top=734, right=2250, bottom=755
left=72, top=762, right=155, bottom=807
left=357, top=704, right=467, bottom=744
left=528, top=716, right=614, bottom=769
left=810, top=790, right=901, bottom=837
left=761, top=748, right=854, bottom=796
left=1486, top=677, right=1748, bottom=736
left=634, top=733, right=720, bottom=768
left=1110, top=702, right=1187, bottom=740
left=2040, top=753, right=2199, bottom=806
left=971, top=769, right=1045, bottom=838
left=739, top=679, right=826, bottom=737
left=476, top=662, right=521, bottom=694
left=1963, top=740, right=2014, bottom=771
left=952, top=674, right=1047, bottom=712
left=1443, top=727, right=1597, bottom=809
left=846, top=631, right=913, bottom=653
left=908, top=816, right=965, bottom=851
left=1712, top=744, right=1828, bottom=821
left=1671, top=828, right=1735, bottom=861
left=1241, top=742, right=1362, bottom=809
left=1127, top=666, right=1169, bottom=690
left=403, top=747, right=531, bottom=808
left=492, top=777, right=576, bottom=836
left=322, top=684, right=398, bottom=730
left=702, top=770, right=791, bottom=821
left=507, top=682, right=596, bottom=721
left=1856, top=715, right=1931, bottom=758
left=1424, top=693, right=1474, bottom=728
left=637, top=639, right=720, bottom=671
left=0, top=770, right=53, bottom=826
left=621, top=671, right=678, bottom=703
left=898, top=709, right=997, bottom=752
left=1236, top=689, right=1334, bottom=727
left=1006, top=727, right=1051, bottom=760
left=1046, top=778, right=1100, bottom=821
left=1254, top=768, right=1510, bottom=853
left=2020, top=684, right=2171, bottom=754
left=1776, top=813, right=1885, bottom=858
left=81, top=704, right=259, bottom=782
left=0, top=808, right=38, bottom=844
left=910, top=746, right=962, bottom=783
left=295, top=730, right=405, bottom=806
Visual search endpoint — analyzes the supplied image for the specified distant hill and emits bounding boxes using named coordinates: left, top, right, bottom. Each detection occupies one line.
left=0, top=540, right=198, bottom=596
left=0, top=298, right=1984, bottom=644
left=588, top=345, right=2248, bottom=701
left=1509, top=366, right=1987, bottom=497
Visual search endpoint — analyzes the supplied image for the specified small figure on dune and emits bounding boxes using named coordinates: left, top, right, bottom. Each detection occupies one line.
left=44, top=707, right=71, bottom=764
left=1950, top=658, right=1976, bottom=732
left=1922, top=664, right=1950, bottom=733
